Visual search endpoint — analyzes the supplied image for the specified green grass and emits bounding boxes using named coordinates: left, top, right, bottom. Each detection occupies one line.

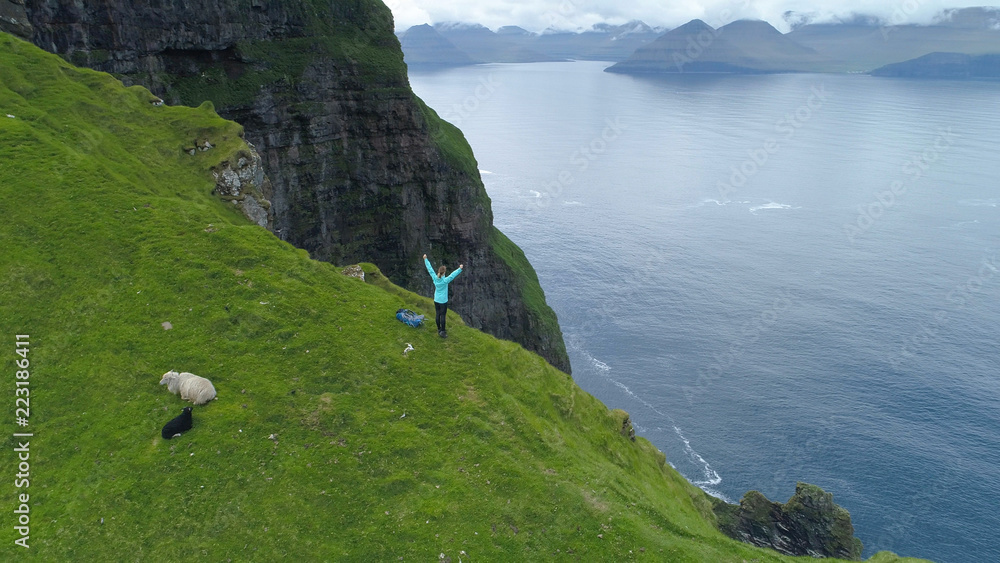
left=0, top=33, right=929, bottom=562
left=416, top=96, right=483, bottom=181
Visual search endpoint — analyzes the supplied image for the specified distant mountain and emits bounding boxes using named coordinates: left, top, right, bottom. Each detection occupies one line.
left=531, top=20, right=666, bottom=61
left=398, top=24, right=480, bottom=67
left=871, top=52, right=1000, bottom=78
left=715, top=20, right=830, bottom=70
left=496, top=25, right=533, bottom=37
left=399, top=21, right=663, bottom=65
left=788, top=16, right=1000, bottom=72
left=433, top=23, right=562, bottom=63
left=606, top=19, right=754, bottom=74
left=606, top=19, right=825, bottom=74
left=401, top=8, right=1000, bottom=73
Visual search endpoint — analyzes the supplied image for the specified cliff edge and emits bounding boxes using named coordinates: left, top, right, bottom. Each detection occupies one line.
left=21, top=0, right=570, bottom=372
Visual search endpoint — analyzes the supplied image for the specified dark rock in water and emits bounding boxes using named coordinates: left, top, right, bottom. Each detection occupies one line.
left=712, top=482, right=863, bottom=560
left=22, top=0, right=570, bottom=373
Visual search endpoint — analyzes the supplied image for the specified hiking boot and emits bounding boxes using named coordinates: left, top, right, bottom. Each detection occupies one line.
left=439, top=330, right=447, bottom=338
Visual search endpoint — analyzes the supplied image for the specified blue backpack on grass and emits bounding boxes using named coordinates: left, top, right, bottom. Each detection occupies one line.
left=395, top=308, right=425, bottom=328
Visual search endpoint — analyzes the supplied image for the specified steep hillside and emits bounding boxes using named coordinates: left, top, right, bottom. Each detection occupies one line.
left=20, top=0, right=571, bottom=373
left=0, top=33, right=927, bottom=562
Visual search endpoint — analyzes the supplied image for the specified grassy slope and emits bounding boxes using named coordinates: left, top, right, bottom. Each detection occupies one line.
left=0, top=34, right=926, bottom=562
left=151, top=0, right=569, bottom=372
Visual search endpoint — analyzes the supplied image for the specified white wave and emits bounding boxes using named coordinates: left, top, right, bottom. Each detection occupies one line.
left=479, top=169, right=493, bottom=175
left=569, top=339, right=611, bottom=374
left=528, top=190, right=543, bottom=198
left=959, top=198, right=1000, bottom=207
left=570, top=340, right=724, bottom=496
left=674, top=426, right=722, bottom=487
left=942, top=220, right=980, bottom=229
left=563, top=200, right=583, bottom=206
left=691, top=198, right=753, bottom=209
left=699, top=487, right=734, bottom=504
left=749, top=202, right=799, bottom=213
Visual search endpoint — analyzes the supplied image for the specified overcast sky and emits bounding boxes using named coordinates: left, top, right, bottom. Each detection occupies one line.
left=384, top=1, right=990, bottom=33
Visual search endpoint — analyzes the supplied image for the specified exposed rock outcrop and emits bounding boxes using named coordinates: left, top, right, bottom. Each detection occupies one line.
left=22, top=0, right=569, bottom=372
left=0, top=0, right=31, bottom=39
left=611, top=409, right=636, bottom=442
left=712, top=482, right=864, bottom=560
left=210, top=141, right=272, bottom=229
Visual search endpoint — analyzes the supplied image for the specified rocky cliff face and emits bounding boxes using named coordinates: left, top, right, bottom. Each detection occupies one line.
left=22, top=0, right=569, bottom=372
left=712, top=482, right=864, bottom=560
left=0, top=0, right=31, bottom=39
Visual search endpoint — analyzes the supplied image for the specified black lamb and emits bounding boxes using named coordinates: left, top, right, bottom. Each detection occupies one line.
left=161, top=406, right=193, bottom=439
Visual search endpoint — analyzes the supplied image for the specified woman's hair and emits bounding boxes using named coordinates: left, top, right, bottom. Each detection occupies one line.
left=437, top=265, right=447, bottom=278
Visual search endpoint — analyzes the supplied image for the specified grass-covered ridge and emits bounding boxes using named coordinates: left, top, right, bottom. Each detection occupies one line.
left=1, top=33, right=927, bottom=561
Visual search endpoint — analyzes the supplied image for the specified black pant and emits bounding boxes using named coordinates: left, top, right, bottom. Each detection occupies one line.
left=434, top=301, right=448, bottom=332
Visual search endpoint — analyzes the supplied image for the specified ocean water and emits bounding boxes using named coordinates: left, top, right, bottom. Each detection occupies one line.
left=409, top=61, right=1000, bottom=563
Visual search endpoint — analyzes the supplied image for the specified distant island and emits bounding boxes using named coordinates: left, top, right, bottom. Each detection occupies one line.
left=871, top=52, right=1000, bottom=78
left=605, top=19, right=829, bottom=74
left=398, top=20, right=665, bottom=66
left=398, top=7, right=1000, bottom=77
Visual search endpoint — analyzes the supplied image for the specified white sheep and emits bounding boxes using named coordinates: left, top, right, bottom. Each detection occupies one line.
left=159, top=370, right=217, bottom=405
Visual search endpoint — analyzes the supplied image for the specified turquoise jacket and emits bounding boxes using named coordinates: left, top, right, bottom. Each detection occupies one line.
left=425, top=258, right=462, bottom=304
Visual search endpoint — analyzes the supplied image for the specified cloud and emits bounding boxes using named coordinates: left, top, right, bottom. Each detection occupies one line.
left=386, top=0, right=983, bottom=33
